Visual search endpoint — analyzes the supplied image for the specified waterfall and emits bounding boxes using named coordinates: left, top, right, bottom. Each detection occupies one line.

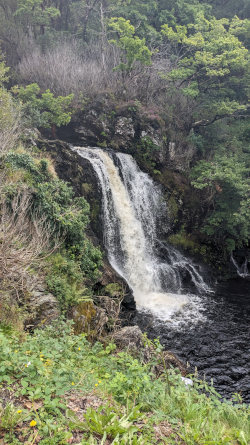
left=74, top=147, right=211, bottom=320
left=231, top=254, right=249, bottom=278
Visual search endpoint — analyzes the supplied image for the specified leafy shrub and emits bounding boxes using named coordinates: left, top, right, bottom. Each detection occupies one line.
left=136, top=136, right=161, bottom=173
left=45, top=252, right=92, bottom=313
left=191, top=151, right=250, bottom=252
left=79, top=238, right=102, bottom=283
left=68, top=404, right=143, bottom=443
left=104, top=282, right=124, bottom=298
left=12, top=83, right=73, bottom=129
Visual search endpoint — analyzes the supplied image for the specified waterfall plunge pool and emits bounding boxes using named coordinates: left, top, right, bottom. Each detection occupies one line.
left=73, top=146, right=250, bottom=403
left=128, top=277, right=250, bottom=403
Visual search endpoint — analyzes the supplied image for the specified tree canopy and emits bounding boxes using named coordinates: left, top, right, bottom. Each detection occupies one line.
left=161, top=14, right=249, bottom=127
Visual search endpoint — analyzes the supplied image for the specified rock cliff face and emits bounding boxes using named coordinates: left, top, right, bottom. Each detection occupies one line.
left=56, top=95, right=196, bottom=172
left=50, top=98, right=207, bottom=246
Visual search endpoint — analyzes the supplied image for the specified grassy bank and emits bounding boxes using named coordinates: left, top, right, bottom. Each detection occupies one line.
left=0, top=321, right=249, bottom=444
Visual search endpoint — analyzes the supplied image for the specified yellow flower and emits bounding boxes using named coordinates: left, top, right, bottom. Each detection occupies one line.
left=98, top=380, right=102, bottom=384
left=71, top=382, right=75, bottom=386
left=95, top=383, right=98, bottom=387
left=30, top=420, right=37, bottom=427
left=17, top=410, right=23, bottom=414
left=78, top=347, right=81, bottom=351
left=15, top=350, right=18, bottom=353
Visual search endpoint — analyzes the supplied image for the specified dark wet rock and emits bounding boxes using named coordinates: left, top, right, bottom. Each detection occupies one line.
left=113, top=117, right=135, bottom=146
left=111, top=325, right=186, bottom=375
left=236, top=376, right=250, bottom=392
left=27, top=287, right=60, bottom=328
left=231, top=367, right=248, bottom=379
left=94, top=307, right=109, bottom=335
left=215, top=376, right=234, bottom=385
left=167, top=139, right=196, bottom=171
left=53, top=96, right=197, bottom=172
left=112, top=325, right=143, bottom=350
left=122, top=290, right=136, bottom=310
left=55, top=98, right=166, bottom=160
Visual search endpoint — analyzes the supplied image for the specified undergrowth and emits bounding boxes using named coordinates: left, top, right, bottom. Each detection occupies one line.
left=1, top=145, right=102, bottom=320
left=0, top=321, right=249, bottom=444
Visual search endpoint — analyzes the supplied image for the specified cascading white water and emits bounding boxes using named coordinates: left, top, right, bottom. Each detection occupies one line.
left=231, top=254, right=249, bottom=278
left=74, top=146, right=211, bottom=320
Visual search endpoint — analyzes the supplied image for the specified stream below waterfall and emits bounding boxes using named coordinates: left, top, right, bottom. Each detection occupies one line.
left=74, top=146, right=250, bottom=403
left=130, top=277, right=250, bottom=403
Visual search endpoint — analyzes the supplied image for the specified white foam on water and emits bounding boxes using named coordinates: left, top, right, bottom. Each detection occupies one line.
left=135, top=291, right=189, bottom=320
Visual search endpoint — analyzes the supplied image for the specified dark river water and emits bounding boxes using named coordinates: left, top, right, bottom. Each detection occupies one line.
left=125, top=277, right=250, bottom=403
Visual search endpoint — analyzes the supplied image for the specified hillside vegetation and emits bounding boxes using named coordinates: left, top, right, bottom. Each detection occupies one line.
left=0, top=1, right=249, bottom=443
left=0, top=321, right=249, bottom=444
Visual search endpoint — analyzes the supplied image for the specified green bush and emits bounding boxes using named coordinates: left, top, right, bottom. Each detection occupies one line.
left=12, top=83, right=73, bottom=129
left=45, top=252, right=92, bottom=313
left=79, top=238, right=102, bottom=282
left=191, top=151, right=250, bottom=252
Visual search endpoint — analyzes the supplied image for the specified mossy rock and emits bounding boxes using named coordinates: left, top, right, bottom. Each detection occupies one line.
left=168, top=231, right=209, bottom=259
left=72, top=301, right=109, bottom=339
left=72, top=301, right=97, bottom=334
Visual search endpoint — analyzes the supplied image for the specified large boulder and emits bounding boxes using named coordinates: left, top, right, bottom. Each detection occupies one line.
left=111, top=325, right=143, bottom=350
left=27, top=284, right=60, bottom=328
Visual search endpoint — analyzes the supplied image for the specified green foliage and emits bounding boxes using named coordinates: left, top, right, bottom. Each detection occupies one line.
left=104, top=282, right=124, bottom=298
left=0, top=403, right=29, bottom=434
left=79, top=238, right=102, bottom=283
left=35, top=182, right=90, bottom=246
left=15, top=0, right=60, bottom=36
left=12, top=83, right=73, bottom=129
left=161, top=14, right=249, bottom=125
left=0, top=320, right=95, bottom=403
left=136, top=135, right=160, bottom=173
left=108, top=17, right=152, bottom=72
left=45, top=253, right=92, bottom=313
left=108, top=0, right=159, bottom=41
left=205, top=0, right=250, bottom=20
left=104, top=352, right=153, bottom=405
left=4, top=148, right=102, bottom=311
left=0, top=322, right=249, bottom=444
left=0, top=56, right=9, bottom=87
left=168, top=231, right=208, bottom=257
left=68, top=404, right=143, bottom=443
left=5, top=151, right=90, bottom=245
left=191, top=151, right=250, bottom=251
